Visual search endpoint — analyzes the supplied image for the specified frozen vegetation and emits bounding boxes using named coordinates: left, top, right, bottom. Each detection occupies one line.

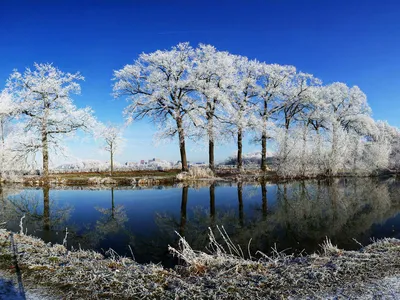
left=53, top=159, right=178, bottom=173
left=0, top=227, right=398, bottom=299
left=0, top=44, right=399, bottom=180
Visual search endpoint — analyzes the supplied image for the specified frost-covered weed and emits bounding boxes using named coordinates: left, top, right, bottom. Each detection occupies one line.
left=176, top=167, right=215, bottom=181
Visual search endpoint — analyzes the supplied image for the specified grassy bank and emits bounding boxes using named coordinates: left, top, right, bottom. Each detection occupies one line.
left=2, top=168, right=280, bottom=186
left=0, top=228, right=399, bottom=299
left=17, top=169, right=181, bottom=186
left=2, top=167, right=397, bottom=187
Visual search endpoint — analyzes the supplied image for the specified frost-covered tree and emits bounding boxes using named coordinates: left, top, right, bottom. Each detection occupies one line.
left=366, top=120, right=398, bottom=172
left=113, top=43, right=197, bottom=172
left=99, top=124, right=124, bottom=176
left=319, top=83, right=372, bottom=174
left=6, top=63, right=96, bottom=179
left=256, top=63, right=296, bottom=171
left=0, top=90, right=18, bottom=176
left=224, top=56, right=261, bottom=170
left=192, top=45, right=235, bottom=171
left=389, top=128, right=400, bottom=171
left=275, top=72, right=321, bottom=175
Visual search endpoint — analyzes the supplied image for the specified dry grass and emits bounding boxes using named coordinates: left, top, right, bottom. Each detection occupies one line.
left=54, top=169, right=180, bottom=179
left=0, top=228, right=399, bottom=299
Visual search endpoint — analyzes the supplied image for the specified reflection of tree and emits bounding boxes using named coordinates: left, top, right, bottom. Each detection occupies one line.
left=257, top=178, right=398, bottom=252
left=261, top=181, right=267, bottom=220
left=43, top=185, right=50, bottom=231
left=237, top=182, right=244, bottom=227
left=89, top=188, right=131, bottom=246
left=56, top=187, right=134, bottom=255
left=179, top=186, right=188, bottom=235
left=2, top=179, right=400, bottom=265
left=210, top=183, right=215, bottom=223
left=2, top=187, right=72, bottom=240
left=153, top=178, right=400, bottom=262
left=152, top=183, right=241, bottom=264
left=0, top=186, right=22, bottom=226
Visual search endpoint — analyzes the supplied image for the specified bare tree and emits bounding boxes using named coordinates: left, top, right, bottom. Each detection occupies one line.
left=100, top=124, right=124, bottom=176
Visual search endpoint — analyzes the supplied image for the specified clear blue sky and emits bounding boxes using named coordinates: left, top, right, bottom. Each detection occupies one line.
left=1, top=0, right=399, bottom=164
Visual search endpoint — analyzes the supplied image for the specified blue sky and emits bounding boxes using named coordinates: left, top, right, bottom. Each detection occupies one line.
left=1, top=0, right=400, bottom=164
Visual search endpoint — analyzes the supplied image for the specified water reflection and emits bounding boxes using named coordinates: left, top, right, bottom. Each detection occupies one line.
left=210, top=182, right=215, bottom=223
left=1, top=186, right=72, bottom=242
left=94, top=188, right=129, bottom=240
left=261, top=182, right=267, bottom=220
left=0, top=177, right=399, bottom=265
left=179, top=185, right=188, bottom=235
left=238, top=182, right=244, bottom=227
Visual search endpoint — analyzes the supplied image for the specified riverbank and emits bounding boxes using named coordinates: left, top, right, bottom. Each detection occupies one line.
left=0, top=168, right=280, bottom=187
left=2, top=169, right=181, bottom=186
left=1, top=167, right=398, bottom=187
left=0, top=228, right=399, bottom=299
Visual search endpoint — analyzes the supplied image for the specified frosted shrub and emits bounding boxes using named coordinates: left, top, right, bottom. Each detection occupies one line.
left=275, top=127, right=325, bottom=177
left=1, top=172, right=24, bottom=183
left=100, top=177, right=117, bottom=185
left=87, top=177, right=102, bottom=185
left=176, top=167, right=215, bottom=180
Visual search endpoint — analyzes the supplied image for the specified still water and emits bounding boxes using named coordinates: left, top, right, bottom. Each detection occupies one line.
left=1, top=178, right=400, bottom=266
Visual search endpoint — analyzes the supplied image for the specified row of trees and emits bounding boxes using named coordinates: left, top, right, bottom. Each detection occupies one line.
left=113, top=43, right=400, bottom=176
left=0, top=43, right=399, bottom=178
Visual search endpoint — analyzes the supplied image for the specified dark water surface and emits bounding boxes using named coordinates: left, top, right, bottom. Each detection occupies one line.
left=1, top=178, right=400, bottom=266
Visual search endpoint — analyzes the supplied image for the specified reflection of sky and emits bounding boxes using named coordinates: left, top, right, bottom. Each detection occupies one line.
left=5, top=185, right=278, bottom=237
left=370, top=213, right=400, bottom=240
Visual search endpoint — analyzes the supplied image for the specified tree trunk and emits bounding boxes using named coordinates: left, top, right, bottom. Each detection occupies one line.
left=110, top=148, right=114, bottom=177
left=261, top=128, right=267, bottom=172
left=209, top=139, right=214, bottom=172
left=208, top=140, right=215, bottom=172
left=237, top=128, right=243, bottom=171
left=261, top=102, right=268, bottom=172
left=42, top=126, right=49, bottom=180
left=177, top=118, right=188, bottom=172
left=207, top=106, right=215, bottom=172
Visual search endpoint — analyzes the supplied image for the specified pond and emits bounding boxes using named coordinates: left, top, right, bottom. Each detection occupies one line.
left=1, top=177, right=400, bottom=267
